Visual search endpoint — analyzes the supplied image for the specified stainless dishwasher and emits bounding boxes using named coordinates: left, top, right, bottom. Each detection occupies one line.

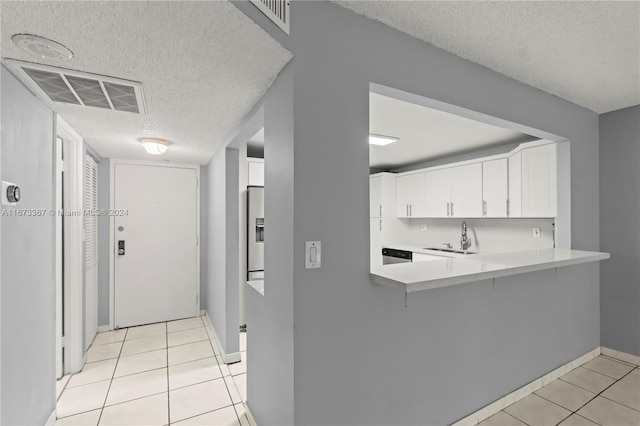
left=381, top=248, right=413, bottom=265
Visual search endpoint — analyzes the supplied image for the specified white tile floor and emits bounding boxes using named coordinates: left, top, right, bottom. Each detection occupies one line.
left=479, top=355, right=640, bottom=426
left=56, top=316, right=251, bottom=426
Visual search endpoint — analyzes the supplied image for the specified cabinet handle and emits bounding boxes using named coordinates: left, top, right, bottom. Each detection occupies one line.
left=379, top=205, right=382, bottom=217
left=483, top=200, right=487, bottom=216
left=451, top=202, right=454, bottom=216
left=406, top=204, right=409, bottom=217
left=506, top=199, right=510, bottom=217
left=409, top=204, right=412, bottom=217
left=379, top=219, right=382, bottom=231
left=447, top=202, right=450, bottom=216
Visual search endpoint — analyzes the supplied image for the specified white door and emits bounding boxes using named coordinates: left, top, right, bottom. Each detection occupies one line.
left=396, top=172, right=425, bottom=217
left=522, top=144, right=557, bottom=217
left=114, top=163, right=199, bottom=328
left=482, top=158, right=508, bottom=217
left=450, top=163, right=483, bottom=218
left=84, top=155, right=99, bottom=349
left=424, top=169, right=450, bottom=217
left=55, top=136, right=64, bottom=378
left=370, top=218, right=383, bottom=268
left=508, top=151, right=522, bottom=217
left=369, top=176, right=382, bottom=218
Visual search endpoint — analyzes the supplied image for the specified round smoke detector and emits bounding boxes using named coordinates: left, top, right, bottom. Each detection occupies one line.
left=12, top=34, right=73, bottom=60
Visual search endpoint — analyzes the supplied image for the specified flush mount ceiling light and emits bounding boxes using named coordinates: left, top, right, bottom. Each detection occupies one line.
left=369, top=134, right=399, bottom=146
left=12, top=34, right=74, bottom=61
left=140, top=138, right=170, bottom=155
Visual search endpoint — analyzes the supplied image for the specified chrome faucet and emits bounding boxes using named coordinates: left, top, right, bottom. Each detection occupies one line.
left=460, top=221, right=472, bottom=251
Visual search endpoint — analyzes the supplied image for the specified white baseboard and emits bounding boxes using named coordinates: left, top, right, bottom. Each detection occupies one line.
left=453, top=347, right=601, bottom=426
left=97, top=325, right=111, bottom=332
left=203, top=311, right=242, bottom=364
left=45, top=408, right=56, bottom=425
left=245, top=402, right=258, bottom=426
left=601, top=346, right=640, bottom=366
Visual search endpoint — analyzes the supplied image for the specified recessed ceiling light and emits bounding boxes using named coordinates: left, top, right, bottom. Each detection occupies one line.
left=369, top=134, right=399, bottom=146
left=140, top=138, right=170, bottom=155
left=12, top=34, right=74, bottom=61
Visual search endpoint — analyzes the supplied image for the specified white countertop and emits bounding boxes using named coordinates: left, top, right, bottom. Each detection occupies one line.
left=247, top=280, right=264, bottom=296
left=371, top=248, right=609, bottom=293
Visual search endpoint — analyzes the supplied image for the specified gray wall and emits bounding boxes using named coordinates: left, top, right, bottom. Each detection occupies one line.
left=1, top=66, right=56, bottom=424
left=205, top=149, right=240, bottom=355
left=600, top=105, right=640, bottom=356
left=233, top=2, right=602, bottom=425
left=97, top=159, right=110, bottom=326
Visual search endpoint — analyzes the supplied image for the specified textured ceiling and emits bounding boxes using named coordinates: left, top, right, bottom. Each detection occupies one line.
left=1, top=1, right=292, bottom=164
left=370, top=93, right=532, bottom=170
left=337, top=1, right=639, bottom=114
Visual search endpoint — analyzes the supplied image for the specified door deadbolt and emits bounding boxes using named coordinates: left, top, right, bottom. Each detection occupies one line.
left=118, top=240, right=125, bottom=255
left=6, top=185, right=20, bottom=203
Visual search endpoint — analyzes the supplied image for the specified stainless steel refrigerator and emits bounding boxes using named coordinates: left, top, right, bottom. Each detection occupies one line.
left=247, top=186, right=264, bottom=280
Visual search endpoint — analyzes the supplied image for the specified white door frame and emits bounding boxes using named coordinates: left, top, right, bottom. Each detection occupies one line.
left=109, top=159, right=201, bottom=330
left=57, top=117, right=85, bottom=374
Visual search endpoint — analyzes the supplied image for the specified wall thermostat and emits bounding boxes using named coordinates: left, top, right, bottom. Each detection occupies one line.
left=2, top=181, right=21, bottom=205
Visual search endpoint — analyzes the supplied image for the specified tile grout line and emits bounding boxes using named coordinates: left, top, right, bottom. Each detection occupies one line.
left=165, top=322, right=171, bottom=426
left=549, top=361, right=637, bottom=425
left=58, top=317, right=217, bottom=424
left=96, top=326, right=128, bottom=425
left=204, top=316, right=242, bottom=424
left=500, top=357, right=638, bottom=426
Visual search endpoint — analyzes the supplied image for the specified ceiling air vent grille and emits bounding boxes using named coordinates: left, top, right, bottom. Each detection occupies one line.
left=250, top=0, right=290, bottom=35
left=3, top=59, right=146, bottom=114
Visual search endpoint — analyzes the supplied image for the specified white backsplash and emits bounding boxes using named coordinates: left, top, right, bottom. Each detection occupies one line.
left=384, top=217, right=555, bottom=253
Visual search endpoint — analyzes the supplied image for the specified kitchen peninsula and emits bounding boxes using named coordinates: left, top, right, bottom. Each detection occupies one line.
left=371, top=248, right=609, bottom=293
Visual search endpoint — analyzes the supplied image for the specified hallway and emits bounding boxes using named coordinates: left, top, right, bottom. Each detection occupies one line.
left=55, top=316, right=250, bottom=425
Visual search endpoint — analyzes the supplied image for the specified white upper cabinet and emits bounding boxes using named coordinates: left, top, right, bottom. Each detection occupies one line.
left=370, top=173, right=396, bottom=218
left=423, top=169, right=450, bottom=217
left=398, top=164, right=482, bottom=218
left=396, top=172, right=426, bottom=218
left=248, top=158, right=264, bottom=187
left=449, top=163, right=483, bottom=218
left=482, top=158, right=508, bottom=217
left=391, top=140, right=557, bottom=219
left=370, top=175, right=382, bottom=218
left=508, top=151, right=522, bottom=217
left=521, top=143, right=557, bottom=217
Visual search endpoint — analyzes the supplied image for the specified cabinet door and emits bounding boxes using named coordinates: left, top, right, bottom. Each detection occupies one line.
left=396, top=173, right=424, bottom=217
left=522, top=144, right=557, bottom=217
left=369, top=176, right=382, bottom=218
left=482, top=158, right=508, bottom=217
left=508, top=151, right=522, bottom=217
left=423, top=169, right=450, bottom=217
left=248, top=160, right=264, bottom=186
left=370, top=218, right=383, bottom=268
left=450, top=163, right=483, bottom=217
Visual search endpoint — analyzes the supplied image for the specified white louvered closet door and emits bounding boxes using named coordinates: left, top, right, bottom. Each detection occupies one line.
left=84, top=155, right=99, bottom=349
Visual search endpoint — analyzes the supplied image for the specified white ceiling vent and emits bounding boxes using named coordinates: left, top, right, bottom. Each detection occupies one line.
left=250, top=0, right=290, bottom=35
left=3, top=59, right=146, bottom=114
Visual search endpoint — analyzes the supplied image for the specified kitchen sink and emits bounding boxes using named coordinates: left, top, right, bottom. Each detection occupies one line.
left=423, top=247, right=476, bottom=255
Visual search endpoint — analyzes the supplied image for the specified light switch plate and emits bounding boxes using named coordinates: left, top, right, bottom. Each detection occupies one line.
left=533, top=227, right=541, bottom=238
left=305, top=241, right=321, bottom=269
